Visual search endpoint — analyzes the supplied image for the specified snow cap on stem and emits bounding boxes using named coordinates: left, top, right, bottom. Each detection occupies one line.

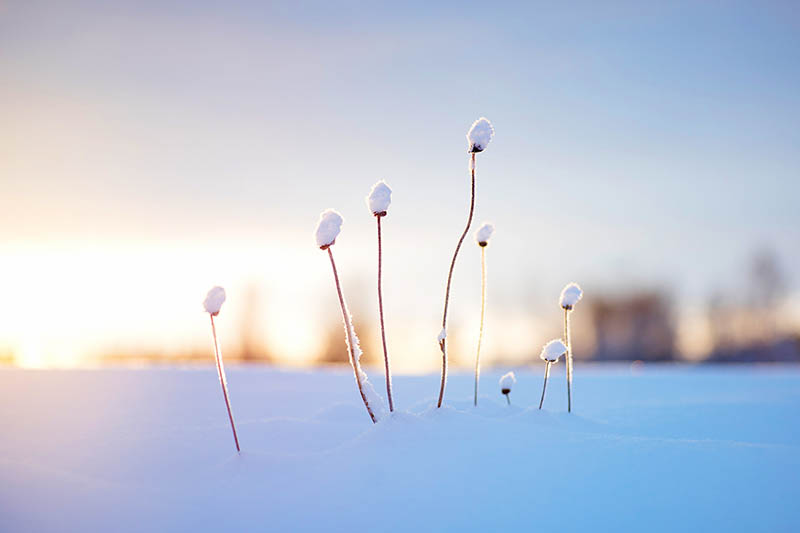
left=366, top=181, right=392, bottom=216
left=560, top=282, right=584, bottom=310
left=467, top=117, right=495, bottom=153
left=475, top=222, right=495, bottom=247
left=203, top=286, right=226, bottom=316
left=499, top=371, right=516, bottom=393
left=437, top=327, right=447, bottom=343
left=315, top=209, right=343, bottom=249
left=540, top=339, right=567, bottom=362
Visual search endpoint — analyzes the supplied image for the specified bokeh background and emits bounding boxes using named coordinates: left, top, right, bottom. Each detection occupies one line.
left=2, top=0, right=799, bottom=371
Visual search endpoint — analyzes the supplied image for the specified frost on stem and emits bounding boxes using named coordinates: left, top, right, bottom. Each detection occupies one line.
left=315, top=209, right=343, bottom=249
left=467, top=117, right=495, bottom=153
left=367, top=180, right=392, bottom=216
left=475, top=222, right=495, bottom=247
left=560, top=282, right=583, bottom=310
left=203, top=286, right=226, bottom=316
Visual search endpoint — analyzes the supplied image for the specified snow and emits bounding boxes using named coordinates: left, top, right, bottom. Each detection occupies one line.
left=541, top=339, right=567, bottom=362
left=314, top=209, right=343, bottom=248
left=499, top=371, right=516, bottom=390
left=202, top=286, right=226, bottom=315
left=467, top=117, right=494, bottom=153
left=437, top=327, right=447, bottom=343
left=367, top=181, right=392, bottom=215
left=2, top=365, right=799, bottom=532
left=560, top=282, right=583, bottom=309
left=474, top=222, right=495, bottom=245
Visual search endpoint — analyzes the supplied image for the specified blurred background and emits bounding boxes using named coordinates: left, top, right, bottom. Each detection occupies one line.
left=1, top=1, right=799, bottom=372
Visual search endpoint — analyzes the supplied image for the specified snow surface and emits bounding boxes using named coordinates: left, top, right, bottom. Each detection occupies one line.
left=475, top=222, right=494, bottom=245
left=467, top=117, right=494, bottom=153
left=2, top=365, right=800, bottom=532
left=560, top=282, right=583, bottom=309
left=367, top=181, right=392, bottom=215
left=202, top=286, right=225, bottom=315
left=314, top=209, right=343, bottom=248
left=541, top=339, right=567, bottom=362
left=499, top=371, right=516, bottom=390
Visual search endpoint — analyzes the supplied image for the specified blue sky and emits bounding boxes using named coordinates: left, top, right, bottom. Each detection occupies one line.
left=1, top=1, right=799, bottom=366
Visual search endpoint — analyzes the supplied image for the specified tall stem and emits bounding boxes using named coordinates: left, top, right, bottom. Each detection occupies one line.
left=565, top=308, right=573, bottom=413
left=505, top=393, right=510, bottom=405
left=474, top=246, right=487, bottom=406
left=328, top=247, right=377, bottom=424
left=438, top=152, right=477, bottom=408
left=539, top=361, right=552, bottom=410
left=210, top=314, right=240, bottom=453
left=377, top=216, right=394, bottom=412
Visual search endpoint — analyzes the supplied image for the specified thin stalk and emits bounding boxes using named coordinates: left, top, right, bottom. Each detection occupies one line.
left=328, top=247, right=377, bottom=424
left=210, top=314, right=240, bottom=453
left=505, top=394, right=510, bottom=405
left=474, top=245, right=487, bottom=406
left=565, top=308, right=573, bottom=413
left=438, top=152, right=477, bottom=408
left=376, top=216, right=394, bottom=412
left=539, top=361, right=552, bottom=410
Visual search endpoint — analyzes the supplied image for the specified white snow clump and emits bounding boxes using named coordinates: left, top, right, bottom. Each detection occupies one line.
left=467, top=117, right=494, bottom=153
left=367, top=181, right=392, bottom=215
left=499, top=371, right=516, bottom=391
left=540, top=339, right=568, bottom=362
left=475, top=222, right=495, bottom=246
left=315, top=209, right=343, bottom=249
left=203, top=286, right=226, bottom=316
left=560, top=282, right=584, bottom=309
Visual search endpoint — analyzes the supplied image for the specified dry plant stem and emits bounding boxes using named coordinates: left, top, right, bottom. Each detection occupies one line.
left=505, top=394, right=510, bottom=405
left=565, top=308, right=573, bottom=413
left=376, top=216, right=394, bottom=412
left=539, top=361, right=552, bottom=410
left=474, top=246, right=487, bottom=406
left=328, top=247, right=377, bottom=424
left=438, top=152, right=477, bottom=408
left=210, top=314, right=241, bottom=453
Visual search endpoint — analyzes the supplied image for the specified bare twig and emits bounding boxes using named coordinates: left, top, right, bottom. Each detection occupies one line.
left=210, top=314, right=240, bottom=453
left=376, top=215, right=394, bottom=412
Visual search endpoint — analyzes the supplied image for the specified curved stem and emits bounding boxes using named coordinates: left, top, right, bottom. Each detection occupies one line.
left=328, top=247, right=377, bottom=424
left=474, top=246, right=486, bottom=406
left=438, top=152, right=477, bottom=408
left=565, top=308, right=573, bottom=413
left=377, top=216, right=394, bottom=412
left=539, top=361, right=551, bottom=410
left=210, top=314, right=240, bottom=453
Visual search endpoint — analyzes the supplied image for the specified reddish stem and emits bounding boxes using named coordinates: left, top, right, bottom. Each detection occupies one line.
left=438, top=152, right=476, bottom=408
left=377, top=216, right=394, bottom=412
left=328, top=247, right=377, bottom=424
left=210, top=314, right=240, bottom=453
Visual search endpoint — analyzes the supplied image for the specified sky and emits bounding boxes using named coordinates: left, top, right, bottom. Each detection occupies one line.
left=1, top=1, right=799, bottom=370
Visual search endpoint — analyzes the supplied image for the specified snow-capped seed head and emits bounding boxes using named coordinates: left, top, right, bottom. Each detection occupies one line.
left=560, top=282, right=584, bottom=310
left=540, top=339, right=568, bottom=362
left=475, top=222, right=495, bottom=247
left=315, top=209, right=343, bottom=249
left=203, top=286, right=226, bottom=316
left=366, top=181, right=392, bottom=216
left=499, top=371, right=516, bottom=394
left=467, top=117, right=494, bottom=153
